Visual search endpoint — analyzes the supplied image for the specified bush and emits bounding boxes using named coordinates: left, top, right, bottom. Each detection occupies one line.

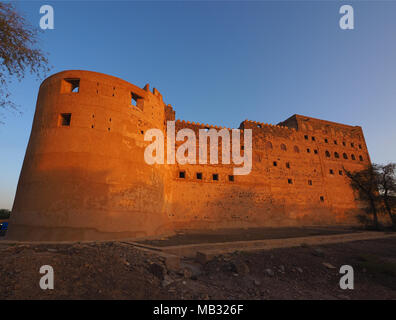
left=0, top=209, right=11, bottom=219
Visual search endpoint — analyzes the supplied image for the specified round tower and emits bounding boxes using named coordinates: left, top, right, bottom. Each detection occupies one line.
left=8, top=70, right=172, bottom=241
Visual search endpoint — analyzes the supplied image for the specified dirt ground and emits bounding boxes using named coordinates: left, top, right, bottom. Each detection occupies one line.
left=0, top=236, right=395, bottom=300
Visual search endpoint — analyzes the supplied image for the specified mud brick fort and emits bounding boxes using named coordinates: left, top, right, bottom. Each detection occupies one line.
left=8, top=70, right=371, bottom=241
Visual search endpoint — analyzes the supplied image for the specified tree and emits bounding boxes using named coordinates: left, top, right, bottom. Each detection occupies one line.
left=375, top=163, right=396, bottom=229
left=343, top=165, right=380, bottom=229
left=0, top=2, right=50, bottom=122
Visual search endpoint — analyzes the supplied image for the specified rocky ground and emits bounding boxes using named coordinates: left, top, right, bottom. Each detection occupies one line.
left=0, top=237, right=395, bottom=299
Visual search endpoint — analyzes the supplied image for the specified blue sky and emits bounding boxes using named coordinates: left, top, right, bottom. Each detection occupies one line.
left=1, top=0, right=396, bottom=209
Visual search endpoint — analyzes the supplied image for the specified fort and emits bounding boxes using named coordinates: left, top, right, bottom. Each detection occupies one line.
left=8, top=70, right=372, bottom=241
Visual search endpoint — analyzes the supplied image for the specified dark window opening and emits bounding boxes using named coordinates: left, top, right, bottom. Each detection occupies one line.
left=334, top=152, right=339, bottom=158
left=228, top=175, right=234, bottom=182
left=339, top=170, right=343, bottom=175
left=324, top=138, right=328, bottom=143
left=286, top=162, right=290, bottom=169
left=131, top=92, right=143, bottom=111
left=359, top=144, right=362, bottom=149
left=342, top=141, right=346, bottom=146
left=179, top=171, right=186, bottom=179
left=314, top=149, right=318, bottom=154
left=307, top=148, right=311, bottom=153
left=343, top=153, right=348, bottom=159
left=308, top=180, right=312, bottom=185
left=312, top=136, right=316, bottom=141
left=334, top=140, right=338, bottom=145
left=63, top=78, right=80, bottom=93
left=320, top=196, right=324, bottom=202
left=212, top=174, right=219, bottom=181
left=59, top=113, right=71, bottom=127
left=359, top=155, right=363, bottom=161
left=273, top=161, right=277, bottom=167
left=330, top=169, right=334, bottom=174
left=351, top=143, right=355, bottom=147
left=325, top=151, right=330, bottom=157
left=351, top=154, right=356, bottom=160
left=281, top=144, right=287, bottom=151
left=304, top=135, right=308, bottom=140
left=288, top=179, right=293, bottom=184
left=294, top=146, right=300, bottom=153
left=196, top=172, right=202, bottom=180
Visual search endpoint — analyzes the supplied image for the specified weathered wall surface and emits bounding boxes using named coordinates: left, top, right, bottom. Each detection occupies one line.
left=8, top=70, right=372, bottom=241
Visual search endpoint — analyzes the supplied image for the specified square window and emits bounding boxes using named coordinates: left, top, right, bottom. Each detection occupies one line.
left=58, top=113, right=71, bottom=127
left=304, top=135, right=308, bottom=140
left=179, top=171, right=186, bottom=179
left=228, top=175, right=234, bottom=182
left=196, top=172, right=202, bottom=180
left=329, top=169, right=334, bottom=174
left=307, top=148, right=311, bottom=153
left=273, top=161, right=277, bottom=167
left=314, top=149, right=318, bottom=154
left=62, top=79, right=80, bottom=93
left=288, top=179, right=293, bottom=184
left=212, top=174, right=219, bottom=181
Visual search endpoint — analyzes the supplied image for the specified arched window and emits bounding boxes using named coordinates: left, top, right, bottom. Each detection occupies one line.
left=351, top=154, right=356, bottom=160
left=281, top=143, right=287, bottom=151
left=343, top=153, right=348, bottom=159
left=359, top=155, right=363, bottom=161
left=325, top=150, right=330, bottom=158
left=293, top=146, right=300, bottom=153
left=334, top=152, right=339, bottom=158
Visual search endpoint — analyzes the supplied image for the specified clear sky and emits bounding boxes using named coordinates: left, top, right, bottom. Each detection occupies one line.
left=1, top=0, right=396, bottom=209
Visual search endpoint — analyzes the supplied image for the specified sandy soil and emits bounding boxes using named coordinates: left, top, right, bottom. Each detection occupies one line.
left=0, top=236, right=395, bottom=300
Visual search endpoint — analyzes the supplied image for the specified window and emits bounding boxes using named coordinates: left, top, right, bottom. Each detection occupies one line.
left=281, top=143, right=287, bottom=151
left=314, top=149, right=318, bottom=154
left=320, top=196, right=324, bottom=202
left=358, top=144, right=362, bottom=149
left=304, top=135, right=308, bottom=140
left=58, top=113, right=71, bottom=127
left=131, top=92, right=143, bottom=111
left=273, top=161, right=277, bottom=167
left=351, top=142, right=355, bottom=148
left=294, top=146, right=300, bottom=153
left=307, top=148, right=311, bottom=153
left=351, top=154, right=356, bottom=160
left=312, top=136, right=316, bottom=141
left=325, top=150, right=330, bottom=157
left=339, top=170, right=343, bottom=176
left=286, top=162, right=290, bottom=169
left=196, top=172, right=202, bottom=180
left=324, top=138, right=328, bottom=143
left=265, top=141, right=273, bottom=150
left=179, top=171, right=186, bottom=179
left=359, top=155, right=363, bottom=161
left=288, top=179, right=293, bottom=184
left=308, top=180, right=312, bottom=185
left=342, top=141, right=346, bottom=146
left=228, top=175, right=234, bottom=182
left=212, top=173, right=219, bottom=181
left=329, top=169, right=334, bottom=174
left=334, top=152, right=339, bottom=158
left=62, top=78, right=80, bottom=93
left=334, top=140, right=338, bottom=145
left=343, top=153, right=348, bottom=159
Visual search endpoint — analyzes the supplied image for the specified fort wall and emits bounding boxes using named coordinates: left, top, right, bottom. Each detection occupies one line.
left=8, top=70, right=371, bottom=240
